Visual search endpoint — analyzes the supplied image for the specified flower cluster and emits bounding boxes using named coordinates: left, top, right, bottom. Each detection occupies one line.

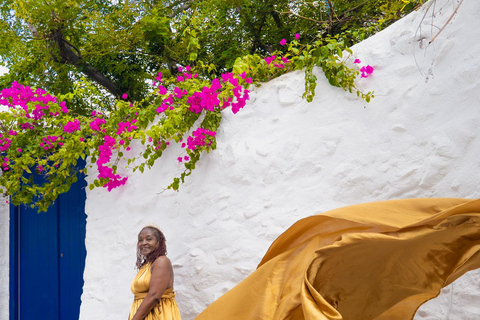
left=90, top=117, right=106, bottom=131
left=264, top=55, right=291, bottom=69
left=0, top=81, right=58, bottom=112
left=63, top=119, right=81, bottom=133
left=1, top=157, right=9, bottom=171
left=156, top=66, right=252, bottom=119
left=186, top=128, right=216, bottom=151
left=354, top=59, right=374, bottom=78
left=116, top=120, right=138, bottom=135
left=40, top=136, right=63, bottom=150
left=0, top=133, right=12, bottom=152
left=360, top=65, right=374, bottom=78
left=97, top=135, right=128, bottom=191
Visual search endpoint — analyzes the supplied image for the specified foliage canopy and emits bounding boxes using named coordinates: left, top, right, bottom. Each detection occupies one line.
left=1, top=0, right=424, bottom=108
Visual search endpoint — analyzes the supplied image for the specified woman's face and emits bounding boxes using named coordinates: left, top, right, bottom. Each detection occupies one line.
left=138, top=228, right=160, bottom=256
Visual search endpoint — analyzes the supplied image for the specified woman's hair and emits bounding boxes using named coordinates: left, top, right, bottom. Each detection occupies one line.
left=136, top=226, right=167, bottom=270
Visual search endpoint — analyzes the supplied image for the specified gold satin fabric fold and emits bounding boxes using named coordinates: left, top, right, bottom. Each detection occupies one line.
left=128, top=263, right=182, bottom=320
left=195, top=198, right=480, bottom=320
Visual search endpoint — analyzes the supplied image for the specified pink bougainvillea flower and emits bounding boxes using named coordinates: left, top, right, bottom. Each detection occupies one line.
left=156, top=72, right=163, bottom=82
left=96, top=135, right=128, bottom=191
left=59, top=101, right=68, bottom=113
left=156, top=103, right=169, bottom=114
left=360, top=65, right=374, bottom=78
left=162, top=95, right=173, bottom=107
left=17, top=148, right=21, bottom=153
left=186, top=128, right=216, bottom=150
left=63, top=119, right=81, bottom=133
left=245, top=77, right=252, bottom=84
left=178, top=66, right=183, bottom=72
left=295, top=33, right=300, bottom=40
left=280, top=39, right=287, bottom=46
left=354, top=59, right=361, bottom=64
left=184, top=156, right=189, bottom=161
left=122, top=93, right=128, bottom=100
left=176, top=75, right=184, bottom=82
left=281, top=57, right=291, bottom=64
left=90, top=118, right=106, bottom=131
left=221, top=72, right=231, bottom=83
left=264, top=55, right=276, bottom=65
left=158, top=85, right=167, bottom=95
left=186, top=65, right=191, bottom=72
left=173, top=86, right=188, bottom=99
left=177, top=157, right=183, bottom=163
left=116, top=121, right=137, bottom=135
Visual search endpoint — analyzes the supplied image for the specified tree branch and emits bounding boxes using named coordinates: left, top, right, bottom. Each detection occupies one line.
left=51, top=29, right=123, bottom=98
left=275, top=10, right=327, bottom=24
left=269, top=6, right=284, bottom=29
left=429, top=0, right=463, bottom=44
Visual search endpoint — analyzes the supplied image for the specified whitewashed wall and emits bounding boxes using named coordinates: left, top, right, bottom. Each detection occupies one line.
left=0, top=195, right=9, bottom=320
left=79, top=1, right=480, bottom=319
left=1, top=0, right=479, bottom=319
left=0, top=66, right=9, bottom=320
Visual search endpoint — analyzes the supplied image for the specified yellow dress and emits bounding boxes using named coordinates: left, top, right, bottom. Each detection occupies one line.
left=195, top=198, right=480, bottom=320
left=128, top=262, right=182, bottom=320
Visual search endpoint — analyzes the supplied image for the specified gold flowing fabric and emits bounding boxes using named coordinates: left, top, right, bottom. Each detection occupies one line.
left=195, top=198, right=480, bottom=320
left=128, top=263, right=182, bottom=320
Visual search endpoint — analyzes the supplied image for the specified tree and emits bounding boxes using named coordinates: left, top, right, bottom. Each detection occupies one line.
left=0, top=0, right=424, bottom=112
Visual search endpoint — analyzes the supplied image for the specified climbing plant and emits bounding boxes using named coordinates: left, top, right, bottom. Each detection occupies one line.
left=0, top=0, right=424, bottom=211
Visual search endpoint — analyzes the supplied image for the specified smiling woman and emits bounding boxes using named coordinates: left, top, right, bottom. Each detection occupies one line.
left=129, top=226, right=182, bottom=320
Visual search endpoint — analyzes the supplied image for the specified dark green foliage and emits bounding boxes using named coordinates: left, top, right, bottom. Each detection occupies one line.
left=0, top=0, right=424, bottom=114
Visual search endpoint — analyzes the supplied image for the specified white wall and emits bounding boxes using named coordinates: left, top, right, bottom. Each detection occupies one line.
left=79, top=1, right=480, bottom=319
left=1, top=0, right=479, bottom=319
left=0, top=194, right=9, bottom=320
left=0, top=50, right=10, bottom=320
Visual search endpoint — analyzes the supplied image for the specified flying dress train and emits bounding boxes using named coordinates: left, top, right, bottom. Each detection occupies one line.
left=195, top=198, right=480, bottom=320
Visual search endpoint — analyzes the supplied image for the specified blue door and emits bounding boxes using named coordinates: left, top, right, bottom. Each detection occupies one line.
left=9, top=167, right=87, bottom=320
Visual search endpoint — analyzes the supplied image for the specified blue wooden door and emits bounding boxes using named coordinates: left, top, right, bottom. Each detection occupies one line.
left=9, top=168, right=87, bottom=320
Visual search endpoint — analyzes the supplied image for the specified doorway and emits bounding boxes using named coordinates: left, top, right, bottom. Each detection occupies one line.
left=9, top=168, right=87, bottom=320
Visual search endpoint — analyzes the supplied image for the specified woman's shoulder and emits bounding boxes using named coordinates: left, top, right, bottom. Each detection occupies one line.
left=151, top=255, right=172, bottom=269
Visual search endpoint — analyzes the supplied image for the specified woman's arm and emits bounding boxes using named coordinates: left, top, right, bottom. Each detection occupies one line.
left=131, top=257, right=173, bottom=320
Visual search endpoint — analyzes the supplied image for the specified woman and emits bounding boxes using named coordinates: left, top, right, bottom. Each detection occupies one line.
left=128, top=226, right=181, bottom=320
